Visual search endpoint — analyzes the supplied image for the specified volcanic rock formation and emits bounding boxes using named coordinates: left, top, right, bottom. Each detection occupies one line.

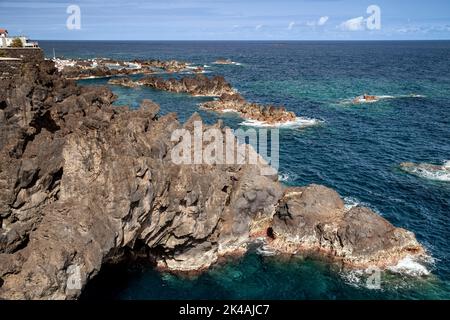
left=0, top=53, right=426, bottom=300
left=137, top=74, right=236, bottom=97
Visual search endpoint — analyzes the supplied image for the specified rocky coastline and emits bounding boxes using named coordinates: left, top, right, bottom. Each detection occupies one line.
left=55, top=57, right=199, bottom=80
left=108, top=75, right=298, bottom=124
left=108, top=74, right=236, bottom=97
left=0, top=52, right=427, bottom=299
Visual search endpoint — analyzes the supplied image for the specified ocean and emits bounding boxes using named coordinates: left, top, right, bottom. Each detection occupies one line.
left=40, top=41, right=450, bottom=299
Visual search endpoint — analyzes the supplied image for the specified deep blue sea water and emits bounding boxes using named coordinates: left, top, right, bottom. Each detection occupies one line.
left=40, top=41, right=450, bottom=299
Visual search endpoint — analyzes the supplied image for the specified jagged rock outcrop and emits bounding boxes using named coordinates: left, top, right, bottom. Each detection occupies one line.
left=137, top=74, right=236, bottom=97
left=0, top=57, right=280, bottom=299
left=0, top=54, right=426, bottom=300
left=108, top=77, right=140, bottom=88
left=200, top=93, right=297, bottom=124
left=268, top=185, right=424, bottom=268
left=135, top=59, right=190, bottom=73
left=60, top=64, right=139, bottom=80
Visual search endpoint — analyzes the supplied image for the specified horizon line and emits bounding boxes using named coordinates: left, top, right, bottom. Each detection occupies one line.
left=36, top=39, right=450, bottom=42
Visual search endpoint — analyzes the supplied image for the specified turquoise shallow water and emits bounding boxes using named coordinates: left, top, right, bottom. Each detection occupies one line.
left=41, top=41, right=450, bottom=299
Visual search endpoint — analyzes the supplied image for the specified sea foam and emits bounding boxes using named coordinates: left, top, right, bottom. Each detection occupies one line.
left=444, top=160, right=450, bottom=169
left=401, top=161, right=450, bottom=182
left=388, top=256, right=431, bottom=277
left=341, top=256, right=431, bottom=290
left=341, top=94, right=425, bottom=105
left=240, top=117, right=323, bottom=129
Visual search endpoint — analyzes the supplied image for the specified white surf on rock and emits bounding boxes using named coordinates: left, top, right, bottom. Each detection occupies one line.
left=240, top=117, right=323, bottom=129
left=400, top=160, right=450, bottom=182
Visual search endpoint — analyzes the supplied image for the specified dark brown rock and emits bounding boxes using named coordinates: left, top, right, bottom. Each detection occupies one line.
left=269, top=186, right=424, bottom=268
left=138, top=74, right=236, bottom=97
left=200, top=93, right=297, bottom=124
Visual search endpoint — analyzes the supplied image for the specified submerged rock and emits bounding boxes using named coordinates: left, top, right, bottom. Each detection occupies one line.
left=0, top=53, right=426, bottom=300
left=400, top=161, right=450, bottom=182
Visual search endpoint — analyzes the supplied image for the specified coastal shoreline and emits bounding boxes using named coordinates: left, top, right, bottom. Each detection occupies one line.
left=0, top=48, right=432, bottom=300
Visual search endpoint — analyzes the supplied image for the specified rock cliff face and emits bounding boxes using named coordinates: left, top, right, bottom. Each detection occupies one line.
left=0, top=55, right=426, bottom=300
left=0, top=48, right=45, bottom=63
left=0, top=58, right=281, bottom=299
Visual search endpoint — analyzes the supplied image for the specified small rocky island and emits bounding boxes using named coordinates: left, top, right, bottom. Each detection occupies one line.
left=108, top=74, right=236, bottom=96
left=0, top=50, right=426, bottom=300
left=138, top=74, right=236, bottom=96
left=200, top=92, right=297, bottom=125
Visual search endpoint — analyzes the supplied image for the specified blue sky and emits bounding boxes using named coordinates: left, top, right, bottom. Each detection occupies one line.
left=1, top=0, right=450, bottom=40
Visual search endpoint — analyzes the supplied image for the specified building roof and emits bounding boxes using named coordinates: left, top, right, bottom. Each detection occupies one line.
left=0, top=29, right=8, bottom=34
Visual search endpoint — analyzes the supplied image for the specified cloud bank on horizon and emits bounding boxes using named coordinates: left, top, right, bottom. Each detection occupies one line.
left=0, top=0, right=449, bottom=40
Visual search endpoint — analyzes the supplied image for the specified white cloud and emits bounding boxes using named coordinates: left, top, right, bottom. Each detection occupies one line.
left=288, top=21, right=295, bottom=30
left=338, top=16, right=365, bottom=31
left=318, top=16, right=329, bottom=26
left=306, top=16, right=329, bottom=27
left=255, top=24, right=263, bottom=31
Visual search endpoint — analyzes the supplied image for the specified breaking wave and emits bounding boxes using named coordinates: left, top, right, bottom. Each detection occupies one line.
left=400, top=161, right=450, bottom=182
left=212, top=61, right=242, bottom=66
left=278, top=172, right=298, bottom=183
left=340, top=256, right=432, bottom=290
left=388, top=256, right=432, bottom=277
left=340, top=94, right=425, bottom=105
left=240, top=117, right=323, bottom=129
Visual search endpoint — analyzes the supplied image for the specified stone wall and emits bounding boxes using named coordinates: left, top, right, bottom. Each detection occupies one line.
left=0, top=48, right=44, bottom=63
left=0, top=59, right=22, bottom=80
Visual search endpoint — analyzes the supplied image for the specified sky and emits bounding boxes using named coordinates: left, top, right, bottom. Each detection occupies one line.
left=1, top=0, right=450, bottom=40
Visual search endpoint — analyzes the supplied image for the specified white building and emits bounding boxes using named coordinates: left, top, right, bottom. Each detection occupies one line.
left=0, top=29, right=8, bottom=47
left=0, top=28, right=39, bottom=48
